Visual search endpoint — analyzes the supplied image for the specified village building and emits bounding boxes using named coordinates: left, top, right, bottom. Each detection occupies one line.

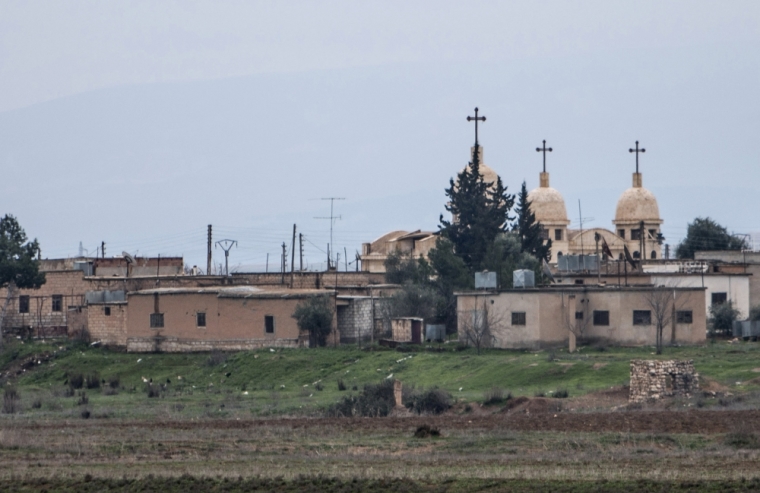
left=361, top=230, right=436, bottom=273
left=456, top=284, right=706, bottom=350
left=126, top=286, right=334, bottom=352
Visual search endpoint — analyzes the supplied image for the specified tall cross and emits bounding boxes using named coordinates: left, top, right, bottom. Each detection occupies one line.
left=629, top=140, right=646, bottom=173
left=536, top=140, right=553, bottom=172
left=466, top=107, right=486, bottom=146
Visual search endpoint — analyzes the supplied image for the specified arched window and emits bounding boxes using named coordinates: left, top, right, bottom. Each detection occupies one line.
left=633, top=251, right=640, bottom=259
left=618, top=253, right=624, bottom=260
left=557, top=251, right=563, bottom=258
left=651, top=250, right=657, bottom=259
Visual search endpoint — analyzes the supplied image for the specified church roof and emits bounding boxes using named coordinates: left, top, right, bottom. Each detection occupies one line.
left=614, top=174, right=662, bottom=224
left=527, top=186, right=569, bottom=224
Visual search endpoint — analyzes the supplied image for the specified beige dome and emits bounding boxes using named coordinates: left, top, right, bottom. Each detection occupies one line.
left=458, top=162, right=498, bottom=186
left=527, top=186, right=569, bottom=224
left=614, top=186, right=661, bottom=224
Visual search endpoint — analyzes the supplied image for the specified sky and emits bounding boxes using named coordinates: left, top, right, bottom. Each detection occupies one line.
left=1, top=1, right=759, bottom=271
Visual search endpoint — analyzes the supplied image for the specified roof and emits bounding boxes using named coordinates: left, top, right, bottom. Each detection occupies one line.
left=130, top=286, right=332, bottom=299
left=527, top=186, right=569, bottom=225
left=614, top=176, right=662, bottom=224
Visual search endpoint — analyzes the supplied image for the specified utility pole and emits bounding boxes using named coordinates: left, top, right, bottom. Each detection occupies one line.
left=290, top=224, right=296, bottom=288
left=215, top=239, right=237, bottom=277
left=315, top=197, right=345, bottom=268
left=207, top=225, right=212, bottom=275
left=266, top=253, right=269, bottom=273
left=299, top=233, right=304, bottom=272
left=344, top=247, right=348, bottom=271
left=281, top=242, right=286, bottom=284
left=101, top=241, right=106, bottom=259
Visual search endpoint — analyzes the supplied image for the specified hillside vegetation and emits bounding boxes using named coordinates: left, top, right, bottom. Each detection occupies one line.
left=2, top=339, right=760, bottom=419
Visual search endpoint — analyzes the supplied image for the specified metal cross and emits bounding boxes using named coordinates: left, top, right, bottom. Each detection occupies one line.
left=466, top=107, right=486, bottom=146
left=629, top=141, right=646, bottom=173
left=536, top=140, right=553, bottom=173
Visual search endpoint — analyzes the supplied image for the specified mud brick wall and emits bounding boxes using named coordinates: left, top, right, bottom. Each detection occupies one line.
left=630, top=360, right=699, bottom=402
left=126, top=336, right=301, bottom=353
left=88, top=303, right=127, bottom=346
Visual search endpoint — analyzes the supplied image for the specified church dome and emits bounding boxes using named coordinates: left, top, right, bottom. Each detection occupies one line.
left=458, top=162, right=498, bottom=187
left=528, top=185, right=569, bottom=224
left=614, top=186, right=661, bottom=224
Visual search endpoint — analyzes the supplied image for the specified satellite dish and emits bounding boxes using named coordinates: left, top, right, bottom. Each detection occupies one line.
left=122, top=252, right=135, bottom=264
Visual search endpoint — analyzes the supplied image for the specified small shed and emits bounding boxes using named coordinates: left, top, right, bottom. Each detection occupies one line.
left=391, top=317, right=423, bottom=344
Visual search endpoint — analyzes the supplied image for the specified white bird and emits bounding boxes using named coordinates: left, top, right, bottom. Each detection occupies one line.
left=459, top=387, right=463, bottom=392
left=386, top=373, right=393, bottom=379
left=141, top=377, right=148, bottom=383
left=270, top=348, right=275, bottom=352
left=137, top=358, right=142, bottom=363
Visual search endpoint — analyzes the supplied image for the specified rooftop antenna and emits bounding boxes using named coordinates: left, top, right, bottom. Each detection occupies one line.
left=314, top=197, right=345, bottom=267
left=215, top=239, right=237, bottom=277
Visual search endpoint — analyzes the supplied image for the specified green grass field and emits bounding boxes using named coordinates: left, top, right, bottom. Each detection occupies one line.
left=3, top=339, right=760, bottom=419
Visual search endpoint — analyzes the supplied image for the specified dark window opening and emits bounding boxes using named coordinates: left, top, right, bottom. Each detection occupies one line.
left=539, top=228, right=549, bottom=240
left=555, top=229, right=563, bottom=241
left=19, top=296, right=29, bottom=314
left=633, top=310, right=651, bottom=325
left=593, top=311, right=609, bottom=326
left=711, top=292, right=728, bottom=305
left=265, top=315, right=275, bottom=333
left=511, top=312, right=526, bottom=326
left=150, top=313, right=164, bottom=328
left=574, top=279, right=584, bottom=285
left=631, top=229, right=641, bottom=240
left=575, top=311, right=584, bottom=320
left=633, top=251, right=640, bottom=259
left=618, top=229, right=626, bottom=239
left=648, top=229, right=656, bottom=238
left=197, top=312, right=206, bottom=327
left=650, top=250, right=657, bottom=259
left=619, top=253, right=624, bottom=260
left=557, top=251, right=563, bottom=258
left=676, top=310, right=693, bottom=324
left=104, top=307, right=111, bottom=316
left=51, top=295, right=62, bottom=312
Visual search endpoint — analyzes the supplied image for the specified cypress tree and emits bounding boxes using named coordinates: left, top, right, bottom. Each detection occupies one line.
left=513, top=181, right=552, bottom=262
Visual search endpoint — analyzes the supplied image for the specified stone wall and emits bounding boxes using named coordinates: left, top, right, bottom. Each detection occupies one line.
left=337, top=298, right=379, bottom=343
left=629, top=359, right=699, bottom=402
left=88, top=303, right=127, bottom=346
left=126, top=336, right=302, bottom=353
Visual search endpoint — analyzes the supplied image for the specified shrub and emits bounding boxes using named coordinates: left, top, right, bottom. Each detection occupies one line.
left=206, top=350, right=228, bottom=367
left=314, top=382, right=324, bottom=391
left=80, top=409, right=91, bottom=419
left=709, top=301, right=740, bottom=337
left=725, top=432, right=760, bottom=449
left=85, top=373, right=101, bottom=390
left=553, top=389, right=569, bottom=399
left=2, top=387, right=20, bottom=414
left=31, top=399, right=42, bottom=409
left=413, top=424, right=441, bottom=438
left=77, top=391, right=89, bottom=406
left=326, top=380, right=395, bottom=417
left=405, top=388, right=452, bottom=415
left=337, top=379, right=346, bottom=391
left=483, top=387, right=511, bottom=406
left=146, top=385, right=161, bottom=398
left=108, top=376, right=120, bottom=389
left=68, top=373, right=85, bottom=389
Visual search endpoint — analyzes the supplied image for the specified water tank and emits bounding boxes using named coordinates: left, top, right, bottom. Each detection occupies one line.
left=513, top=269, right=535, bottom=288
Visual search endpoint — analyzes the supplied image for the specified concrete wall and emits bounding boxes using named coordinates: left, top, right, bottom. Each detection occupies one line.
left=337, top=298, right=375, bottom=343
left=126, top=291, right=332, bottom=352
left=88, top=303, right=127, bottom=346
left=457, top=286, right=706, bottom=349
left=650, top=274, right=750, bottom=319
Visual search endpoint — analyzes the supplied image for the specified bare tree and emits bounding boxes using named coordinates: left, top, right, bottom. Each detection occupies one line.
left=458, top=298, right=506, bottom=355
left=641, top=283, right=691, bottom=355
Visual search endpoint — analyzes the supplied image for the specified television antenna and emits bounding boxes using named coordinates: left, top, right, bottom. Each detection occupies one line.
left=314, top=197, right=345, bottom=268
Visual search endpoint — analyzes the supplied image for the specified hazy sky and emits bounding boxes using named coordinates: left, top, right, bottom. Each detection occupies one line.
left=1, top=1, right=759, bottom=270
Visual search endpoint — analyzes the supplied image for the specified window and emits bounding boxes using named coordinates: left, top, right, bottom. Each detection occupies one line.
left=574, top=279, right=584, bottom=285
left=51, top=295, right=62, bottom=312
left=593, top=310, right=609, bottom=326
left=711, top=292, right=727, bottom=305
left=676, top=310, right=693, bottom=324
left=575, top=311, right=584, bottom=320
left=197, top=312, right=206, bottom=328
left=650, top=250, right=657, bottom=259
left=648, top=229, right=656, bottom=238
left=557, top=252, right=563, bottom=258
left=554, top=229, right=563, bottom=241
left=618, top=229, right=626, bottom=239
left=618, top=253, right=624, bottom=261
left=631, top=229, right=641, bottom=240
left=633, top=310, right=651, bottom=325
left=19, top=295, right=29, bottom=314
left=539, top=228, right=549, bottom=240
left=633, top=251, right=640, bottom=259
left=150, top=313, right=164, bottom=328
left=104, top=307, right=111, bottom=316
left=265, top=315, right=275, bottom=333
left=511, top=312, right=526, bottom=326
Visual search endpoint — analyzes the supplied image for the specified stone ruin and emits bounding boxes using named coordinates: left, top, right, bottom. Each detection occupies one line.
left=629, top=360, right=699, bottom=402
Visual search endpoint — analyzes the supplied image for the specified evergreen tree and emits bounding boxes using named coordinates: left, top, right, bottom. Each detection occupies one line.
left=676, top=217, right=747, bottom=259
left=438, top=144, right=515, bottom=271
left=0, top=214, right=45, bottom=347
left=513, top=181, right=552, bottom=261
